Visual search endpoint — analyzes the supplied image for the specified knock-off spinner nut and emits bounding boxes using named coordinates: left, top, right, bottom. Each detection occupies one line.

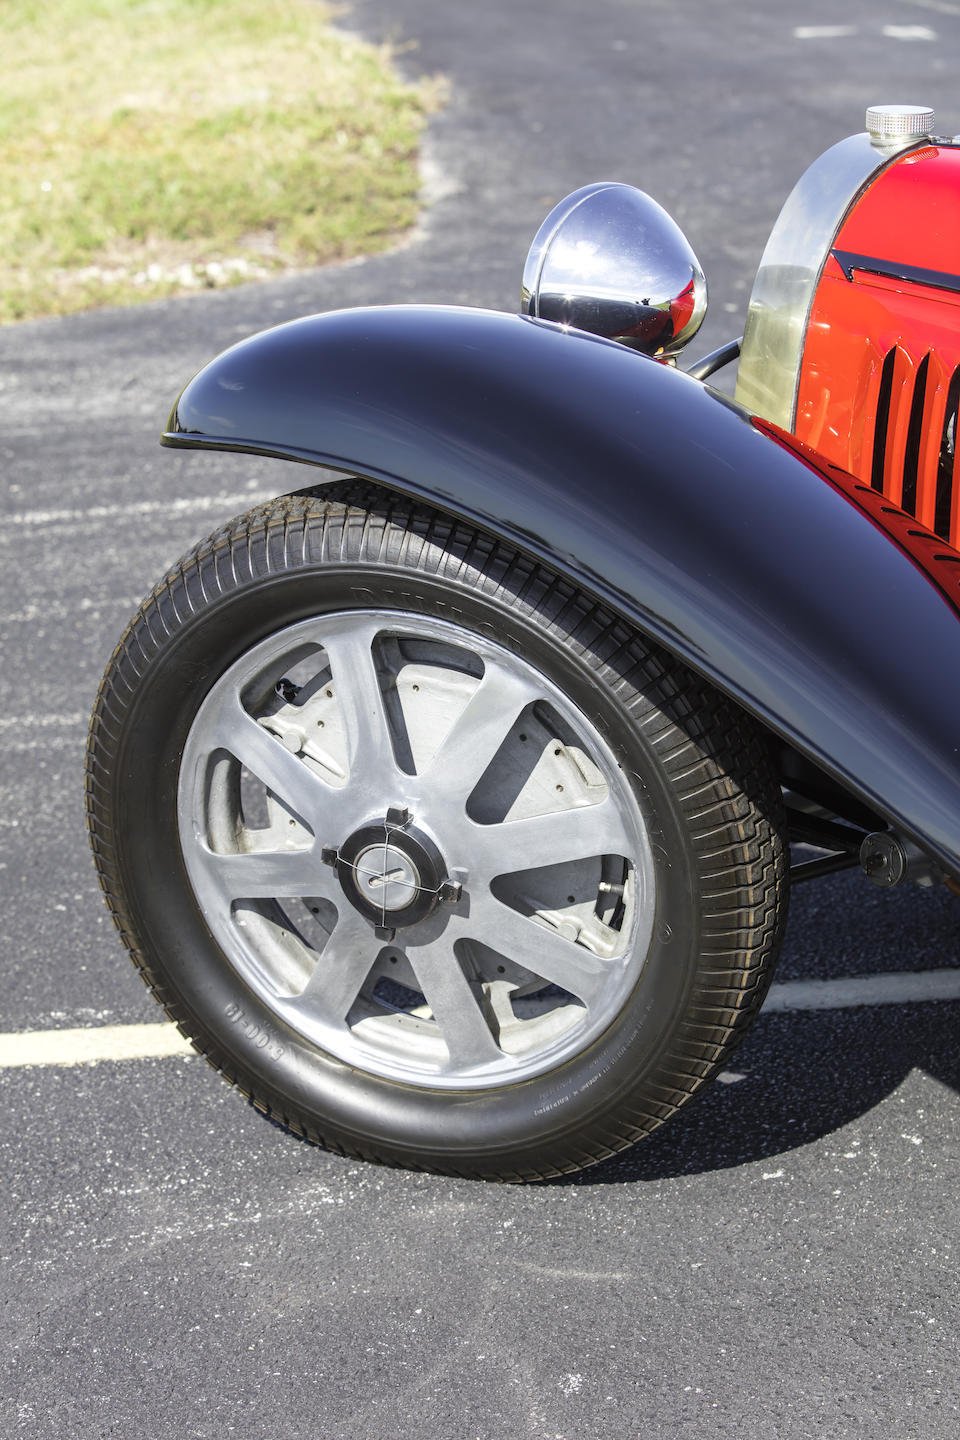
left=326, top=815, right=456, bottom=928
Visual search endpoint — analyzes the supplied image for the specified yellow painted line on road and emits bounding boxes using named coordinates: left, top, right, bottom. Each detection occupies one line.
left=0, top=1023, right=194, bottom=1069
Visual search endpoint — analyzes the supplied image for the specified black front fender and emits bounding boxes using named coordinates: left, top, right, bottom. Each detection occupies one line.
left=164, top=304, right=960, bottom=875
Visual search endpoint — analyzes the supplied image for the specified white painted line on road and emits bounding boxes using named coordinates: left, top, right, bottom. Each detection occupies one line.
left=793, top=25, right=857, bottom=38
left=2, top=597, right=139, bottom=625
left=2, top=736, right=86, bottom=753
left=2, top=969, right=960, bottom=1069
left=901, top=0, right=960, bottom=16
left=0, top=1023, right=195, bottom=1069
left=762, top=968, right=960, bottom=1012
left=6, top=490, right=273, bottom=532
left=0, top=712, right=86, bottom=732
left=0, top=712, right=87, bottom=751
left=881, top=23, right=937, bottom=38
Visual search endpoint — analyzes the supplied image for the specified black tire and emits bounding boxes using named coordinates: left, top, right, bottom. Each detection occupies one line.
left=86, top=483, right=788, bottom=1181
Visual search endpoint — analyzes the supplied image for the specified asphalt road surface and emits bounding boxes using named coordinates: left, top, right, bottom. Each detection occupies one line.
left=3, top=2, right=960, bottom=1436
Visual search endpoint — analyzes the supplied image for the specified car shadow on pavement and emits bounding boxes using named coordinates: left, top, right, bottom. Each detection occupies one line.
left=560, top=999, right=960, bottom=1184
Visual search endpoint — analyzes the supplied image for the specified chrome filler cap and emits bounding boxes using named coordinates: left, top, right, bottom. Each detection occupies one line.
left=866, top=103, right=935, bottom=150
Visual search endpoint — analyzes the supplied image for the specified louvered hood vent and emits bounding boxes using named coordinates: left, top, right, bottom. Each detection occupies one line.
left=870, top=345, right=960, bottom=548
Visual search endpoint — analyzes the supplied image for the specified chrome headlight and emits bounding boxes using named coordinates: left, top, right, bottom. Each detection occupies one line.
left=521, top=182, right=707, bottom=355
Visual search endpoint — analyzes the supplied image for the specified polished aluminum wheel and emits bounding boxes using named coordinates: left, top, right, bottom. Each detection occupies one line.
left=178, top=611, right=655, bottom=1089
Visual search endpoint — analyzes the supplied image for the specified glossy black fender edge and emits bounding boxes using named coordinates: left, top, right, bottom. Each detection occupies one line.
left=163, top=305, right=960, bottom=878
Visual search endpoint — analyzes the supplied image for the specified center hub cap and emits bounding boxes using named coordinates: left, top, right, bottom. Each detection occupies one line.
left=354, top=843, right=421, bottom=912
left=328, top=814, right=453, bottom=930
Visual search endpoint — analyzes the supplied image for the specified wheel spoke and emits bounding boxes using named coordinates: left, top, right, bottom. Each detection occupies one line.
left=408, top=940, right=504, bottom=1068
left=455, top=897, right=609, bottom=1007
left=467, top=796, right=636, bottom=880
left=322, top=619, right=402, bottom=782
left=298, top=907, right=381, bottom=1022
left=210, top=693, right=355, bottom=837
left=193, top=844, right=336, bottom=901
left=426, top=663, right=540, bottom=797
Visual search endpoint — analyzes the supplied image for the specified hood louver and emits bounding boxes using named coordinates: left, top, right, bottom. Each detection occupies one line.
left=870, top=344, right=960, bottom=548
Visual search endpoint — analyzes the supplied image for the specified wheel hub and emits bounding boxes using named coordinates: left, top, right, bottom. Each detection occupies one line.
left=353, top=842, right=421, bottom=912
left=325, top=809, right=459, bottom=932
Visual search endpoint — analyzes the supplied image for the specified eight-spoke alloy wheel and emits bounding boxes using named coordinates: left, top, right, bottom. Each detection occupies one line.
left=178, top=610, right=656, bottom=1089
left=86, top=486, right=788, bottom=1180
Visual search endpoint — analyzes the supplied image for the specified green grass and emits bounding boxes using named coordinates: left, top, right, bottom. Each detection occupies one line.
left=0, top=0, right=440, bottom=322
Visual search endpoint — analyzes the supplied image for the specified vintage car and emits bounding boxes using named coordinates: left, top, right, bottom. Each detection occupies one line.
left=86, top=104, right=960, bottom=1180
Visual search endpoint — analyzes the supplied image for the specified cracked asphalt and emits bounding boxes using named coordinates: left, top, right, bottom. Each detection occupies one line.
left=2, top=1, right=959, bottom=1436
